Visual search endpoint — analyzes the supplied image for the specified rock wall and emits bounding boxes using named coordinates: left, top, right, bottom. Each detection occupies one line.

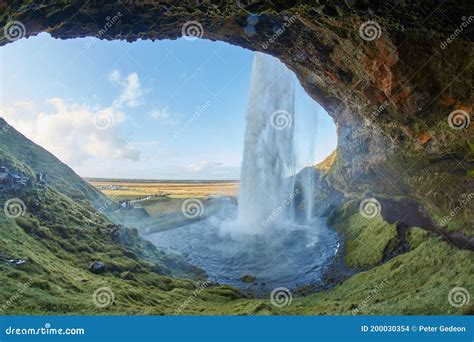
left=1, top=0, right=472, bottom=230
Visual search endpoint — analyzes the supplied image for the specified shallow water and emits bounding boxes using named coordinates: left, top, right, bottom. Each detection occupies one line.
left=147, top=199, right=339, bottom=294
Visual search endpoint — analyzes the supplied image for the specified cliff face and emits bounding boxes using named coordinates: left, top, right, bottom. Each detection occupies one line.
left=1, top=1, right=472, bottom=230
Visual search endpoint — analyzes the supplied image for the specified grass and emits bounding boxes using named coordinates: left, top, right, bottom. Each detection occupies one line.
left=0, top=118, right=472, bottom=315
left=280, top=229, right=474, bottom=315
left=2, top=208, right=472, bottom=315
left=327, top=200, right=398, bottom=268
left=87, top=180, right=239, bottom=200
left=0, top=216, right=246, bottom=315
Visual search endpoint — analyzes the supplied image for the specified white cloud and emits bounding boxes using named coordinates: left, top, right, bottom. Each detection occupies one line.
left=148, top=107, right=179, bottom=125
left=1, top=98, right=140, bottom=167
left=14, top=100, right=36, bottom=111
left=149, top=108, right=170, bottom=120
left=133, top=140, right=161, bottom=147
left=108, top=69, right=146, bottom=108
left=108, top=69, right=121, bottom=83
left=0, top=70, right=149, bottom=168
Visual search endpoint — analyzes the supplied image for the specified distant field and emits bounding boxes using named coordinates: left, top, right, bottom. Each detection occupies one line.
left=86, top=179, right=239, bottom=200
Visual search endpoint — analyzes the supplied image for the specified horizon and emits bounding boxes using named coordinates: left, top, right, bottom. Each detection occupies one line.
left=84, top=177, right=240, bottom=183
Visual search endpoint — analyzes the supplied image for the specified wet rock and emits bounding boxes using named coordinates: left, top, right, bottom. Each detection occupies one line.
left=7, top=259, right=27, bottom=266
left=240, top=275, right=256, bottom=283
left=89, top=261, right=105, bottom=274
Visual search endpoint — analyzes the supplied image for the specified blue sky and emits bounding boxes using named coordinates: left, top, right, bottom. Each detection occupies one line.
left=0, top=33, right=336, bottom=180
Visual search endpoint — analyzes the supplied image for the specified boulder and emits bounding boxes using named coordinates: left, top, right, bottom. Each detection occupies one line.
left=240, top=275, right=256, bottom=283
left=89, top=261, right=105, bottom=274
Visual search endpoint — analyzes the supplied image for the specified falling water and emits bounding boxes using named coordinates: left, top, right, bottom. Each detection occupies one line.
left=300, top=166, right=315, bottom=222
left=149, top=53, right=341, bottom=292
left=296, top=108, right=319, bottom=222
left=237, top=53, right=296, bottom=233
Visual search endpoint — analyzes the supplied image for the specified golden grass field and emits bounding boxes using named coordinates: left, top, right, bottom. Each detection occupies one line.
left=87, top=179, right=239, bottom=200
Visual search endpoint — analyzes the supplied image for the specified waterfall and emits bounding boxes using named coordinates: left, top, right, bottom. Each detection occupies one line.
left=300, top=166, right=315, bottom=222
left=237, top=53, right=296, bottom=234
left=296, top=107, right=318, bottom=222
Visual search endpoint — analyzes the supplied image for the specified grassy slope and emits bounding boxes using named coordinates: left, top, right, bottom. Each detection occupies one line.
left=0, top=119, right=102, bottom=202
left=0, top=119, right=472, bottom=315
left=283, top=202, right=474, bottom=315
left=284, top=228, right=474, bottom=315
left=326, top=200, right=399, bottom=268
left=3, top=210, right=472, bottom=315
left=0, top=216, right=246, bottom=315
left=0, top=118, right=245, bottom=313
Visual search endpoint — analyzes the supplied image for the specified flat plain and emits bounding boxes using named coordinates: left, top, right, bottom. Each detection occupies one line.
left=87, top=179, right=239, bottom=200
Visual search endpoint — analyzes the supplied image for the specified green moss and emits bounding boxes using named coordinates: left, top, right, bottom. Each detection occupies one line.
left=431, top=211, right=473, bottom=237
left=274, top=231, right=474, bottom=315
left=407, top=227, right=430, bottom=250
left=328, top=200, right=398, bottom=268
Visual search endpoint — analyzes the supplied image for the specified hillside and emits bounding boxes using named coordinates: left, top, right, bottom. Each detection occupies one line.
left=0, top=119, right=104, bottom=202
left=0, top=118, right=246, bottom=313
left=314, top=150, right=337, bottom=172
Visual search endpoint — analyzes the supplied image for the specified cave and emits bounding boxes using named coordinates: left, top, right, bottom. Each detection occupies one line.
left=0, top=1, right=472, bottom=315
left=2, top=1, right=471, bottom=238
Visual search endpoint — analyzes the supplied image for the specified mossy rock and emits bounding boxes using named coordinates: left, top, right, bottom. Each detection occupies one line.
left=240, top=275, right=256, bottom=283
left=328, top=200, right=398, bottom=268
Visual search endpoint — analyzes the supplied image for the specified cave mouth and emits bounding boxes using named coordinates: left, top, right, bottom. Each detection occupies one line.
left=2, top=33, right=341, bottom=294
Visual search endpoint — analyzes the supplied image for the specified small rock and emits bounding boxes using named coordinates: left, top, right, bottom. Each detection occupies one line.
left=120, top=271, right=136, bottom=281
left=240, top=274, right=256, bottom=283
left=89, top=261, right=105, bottom=274
left=7, top=259, right=26, bottom=266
